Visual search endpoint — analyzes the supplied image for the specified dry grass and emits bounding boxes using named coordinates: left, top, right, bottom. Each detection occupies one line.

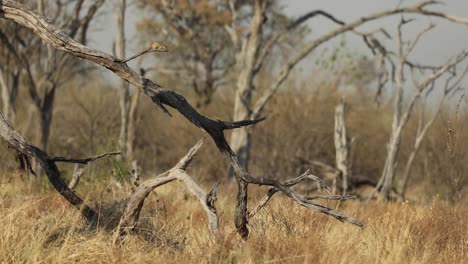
left=0, top=179, right=466, bottom=264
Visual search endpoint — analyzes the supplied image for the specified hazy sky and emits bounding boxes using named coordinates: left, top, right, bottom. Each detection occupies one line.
left=86, top=0, right=468, bottom=88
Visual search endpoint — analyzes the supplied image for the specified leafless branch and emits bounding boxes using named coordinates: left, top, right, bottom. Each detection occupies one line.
left=119, top=139, right=219, bottom=236
left=0, top=110, right=98, bottom=223
left=50, top=151, right=121, bottom=164
left=247, top=170, right=357, bottom=220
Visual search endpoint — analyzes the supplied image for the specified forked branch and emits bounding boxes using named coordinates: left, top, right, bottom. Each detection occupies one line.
left=119, top=139, right=219, bottom=236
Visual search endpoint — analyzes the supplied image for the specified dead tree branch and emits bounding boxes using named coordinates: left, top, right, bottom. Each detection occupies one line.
left=51, top=151, right=121, bottom=164
left=0, top=111, right=98, bottom=223
left=119, top=139, right=219, bottom=236
left=397, top=64, right=468, bottom=200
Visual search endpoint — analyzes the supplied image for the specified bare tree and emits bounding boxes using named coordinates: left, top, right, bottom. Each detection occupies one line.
left=371, top=19, right=468, bottom=200
left=396, top=64, right=468, bottom=201
left=334, top=100, right=352, bottom=195
left=111, top=0, right=132, bottom=161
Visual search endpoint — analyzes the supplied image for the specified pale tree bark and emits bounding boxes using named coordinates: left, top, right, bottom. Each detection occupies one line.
left=113, top=0, right=131, bottom=160
left=229, top=0, right=267, bottom=172
left=334, top=100, right=351, bottom=195
left=127, top=87, right=141, bottom=161
left=0, top=0, right=363, bottom=240
left=0, top=67, right=19, bottom=124
left=126, top=68, right=147, bottom=161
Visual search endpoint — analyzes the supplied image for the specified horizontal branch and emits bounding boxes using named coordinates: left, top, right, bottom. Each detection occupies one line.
left=50, top=151, right=121, bottom=164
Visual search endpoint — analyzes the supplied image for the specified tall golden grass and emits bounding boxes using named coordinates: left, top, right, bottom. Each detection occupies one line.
left=0, top=180, right=465, bottom=263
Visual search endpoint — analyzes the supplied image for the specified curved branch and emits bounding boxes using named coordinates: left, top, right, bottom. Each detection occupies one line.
left=119, top=139, right=219, bottom=236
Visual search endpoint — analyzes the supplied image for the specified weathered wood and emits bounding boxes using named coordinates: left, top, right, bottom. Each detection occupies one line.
left=51, top=151, right=121, bottom=164
left=68, top=164, right=84, bottom=190
left=119, top=140, right=219, bottom=236
left=251, top=1, right=468, bottom=120
left=397, top=64, right=468, bottom=201
left=229, top=0, right=267, bottom=173
left=334, top=100, right=350, bottom=194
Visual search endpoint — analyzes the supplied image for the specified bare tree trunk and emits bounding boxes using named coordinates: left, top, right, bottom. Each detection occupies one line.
left=0, top=68, right=18, bottom=124
left=229, top=0, right=266, bottom=172
left=334, top=100, right=350, bottom=194
left=127, top=88, right=141, bottom=161
left=379, top=133, right=402, bottom=199
left=39, top=85, right=56, bottom=151
left=378, top=54, right=405, bottom=199
left=115, top=0, right=130, bottom=160
left=396, top=64, right=468, bottom=201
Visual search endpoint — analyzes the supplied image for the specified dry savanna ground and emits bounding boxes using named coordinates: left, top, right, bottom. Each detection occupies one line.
left=0, top=177, right=466, bottom=264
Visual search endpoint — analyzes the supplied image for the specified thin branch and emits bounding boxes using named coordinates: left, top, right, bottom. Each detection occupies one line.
left=121, top=43, right=169, bottom=63
left=248, top=170, right=357, bottom=220
left=50, top=151, right=121, bottom=164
